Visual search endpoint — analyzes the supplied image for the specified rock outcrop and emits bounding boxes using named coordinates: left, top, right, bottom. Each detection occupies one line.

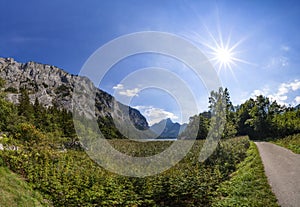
left=0, top=57, right=149, bottom=131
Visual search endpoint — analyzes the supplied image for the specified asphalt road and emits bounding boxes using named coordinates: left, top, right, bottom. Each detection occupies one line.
left=255, top=142, right=300, bottom=207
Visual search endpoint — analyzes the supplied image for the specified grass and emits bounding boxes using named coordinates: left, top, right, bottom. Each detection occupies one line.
left=211, top=142, right=279, bottom=207
left=271, top=133, right=300, bottom=154
left=0, top=164, right=51, bottom=207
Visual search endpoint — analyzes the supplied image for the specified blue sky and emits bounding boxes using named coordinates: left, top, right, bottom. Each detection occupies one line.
left=1, top=0, right=300, bottom=124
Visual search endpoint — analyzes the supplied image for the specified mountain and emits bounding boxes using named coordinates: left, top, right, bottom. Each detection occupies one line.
left=150, top=118, right=187, bottom=139
left=0, top=57, right=149, bottom=137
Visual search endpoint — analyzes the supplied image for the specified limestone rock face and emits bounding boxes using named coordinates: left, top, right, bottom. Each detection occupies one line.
left=0, top=57, right=149, bottom=130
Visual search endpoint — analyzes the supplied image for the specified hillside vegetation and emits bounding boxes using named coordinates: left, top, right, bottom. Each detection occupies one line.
left=0, top=165, right=51, bottom=207
left=0, top=77, right=296, bottom=206
left=1, top=136, right=250, bottom=206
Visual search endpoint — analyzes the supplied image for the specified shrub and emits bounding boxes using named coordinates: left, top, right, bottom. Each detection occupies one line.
left=15, top=123, right=45, bottom=143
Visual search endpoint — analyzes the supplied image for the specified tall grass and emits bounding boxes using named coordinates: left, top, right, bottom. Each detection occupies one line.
left=212, top=142, right=279, bottom=207
left=0, top=166, right=52, bottom=207
left=272, top=133, right=300, bottom=154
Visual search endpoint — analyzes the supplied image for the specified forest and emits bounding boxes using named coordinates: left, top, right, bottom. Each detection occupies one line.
left=182, top=87, right=300, bottom=140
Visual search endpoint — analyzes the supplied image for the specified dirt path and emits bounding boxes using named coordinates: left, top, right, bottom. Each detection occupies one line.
left=255, top=142, right=300, bottom=207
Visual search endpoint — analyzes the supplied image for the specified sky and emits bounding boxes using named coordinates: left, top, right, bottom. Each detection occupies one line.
left=1, top=0, right=300, bottom=125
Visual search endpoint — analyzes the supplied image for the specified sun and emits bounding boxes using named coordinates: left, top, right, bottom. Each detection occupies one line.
left=188, top=27, right=250, bottom=75
left=204, top=35, right=243, bottom=73
left=208, top=41, right=243, bottom=73
left=214, top=47, right=234, bottom=68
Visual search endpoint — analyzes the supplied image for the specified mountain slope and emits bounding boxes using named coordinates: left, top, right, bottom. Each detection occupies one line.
left=0, top=165, right=51, bottom=206
left=0, top=57, right=149, bottom=137
left=150, top=118, right=187, bottom=138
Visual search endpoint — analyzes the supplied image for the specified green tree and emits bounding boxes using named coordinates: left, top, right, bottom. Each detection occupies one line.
left=237, top=95, right=287, bottom=139
left=0, top=78, right=5, bottom=89
left=237, top=98, right=255, bottom=136
left=208, top=87, right=227, bottom=139
left=223, top=88, right=237, bottom=138
left=18, top=88, right=34, bottom=121
left=0, top=78, right=21, bottom=132
left=0, top=78, right=6, bottom=100
left=272, top=108, right=300, bottom=137
left=209, top=87, right=236, bottom=139
left=197, top=113, right=210, bottom=139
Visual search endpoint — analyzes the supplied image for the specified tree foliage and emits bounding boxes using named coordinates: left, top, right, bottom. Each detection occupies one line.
left=236, top=95, right=299, bottom=140
left=182, top=88, right=299, bottom=140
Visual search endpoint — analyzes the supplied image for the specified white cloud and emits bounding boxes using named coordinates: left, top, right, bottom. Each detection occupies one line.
left=252, top=89, right=265, bottom=97
left=290, top=81, right=300, bottom=91
left=250, top=87, right=270, bottom=97
left=119, top=88, right=140, bottom=97
left=112, top=84, right=124, bottom=90
left=134, top=105, right=178, bottom=126
left=113, top=84, right=140, bottom=97
left=277, top=84, right=289, bottom=95
left=250, top=80, right=300, bottom=106
left=294, top=96, right=300, bottom=105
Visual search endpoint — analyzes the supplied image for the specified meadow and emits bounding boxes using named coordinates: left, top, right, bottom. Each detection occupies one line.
left=0, top=136, right=253, bottom=207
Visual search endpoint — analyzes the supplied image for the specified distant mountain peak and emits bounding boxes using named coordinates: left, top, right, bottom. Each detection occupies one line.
left=150, top=118, right=187, bottom=139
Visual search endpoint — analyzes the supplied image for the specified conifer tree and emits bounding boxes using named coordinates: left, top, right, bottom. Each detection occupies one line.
left=18, top=88, right=34, bottom=121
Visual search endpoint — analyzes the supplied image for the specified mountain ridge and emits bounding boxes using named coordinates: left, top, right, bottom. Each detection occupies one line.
left=0, top=57, right=149, bottom=137
left=150, top=118, right=187, bottom=138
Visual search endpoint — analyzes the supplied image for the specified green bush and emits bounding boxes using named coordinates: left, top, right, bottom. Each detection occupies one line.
left=14, top=123, right=46, bottom=143
left=1, top=137, right=250, bottom=206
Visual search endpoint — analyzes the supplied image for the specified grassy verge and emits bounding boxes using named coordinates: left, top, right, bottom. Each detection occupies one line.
left=0, top=164, right=51, bottom=207
left=211, top=142, right=279, bottom=207
left=271, top=133, right=300, bottom=154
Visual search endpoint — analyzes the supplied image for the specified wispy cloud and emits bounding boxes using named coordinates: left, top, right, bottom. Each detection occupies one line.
left=112, top=84, right=124, bottom=90
left=281, top=44, right=290, bottom=52
left=134, top=105, right=178, bottom=125
left=113, top=84, right=140, bottom=97
left=119, top=88, right=140, bottom=97
left=263, top=44, right=291, bottom=69
left=250, top=79, right=300, bottom=106
left=264, top=56, right=289, bottom=69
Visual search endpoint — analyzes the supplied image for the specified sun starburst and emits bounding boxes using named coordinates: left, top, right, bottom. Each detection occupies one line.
left=203, top=33, right=247, bottom=74
left=188, top=26, right=251, bottom=77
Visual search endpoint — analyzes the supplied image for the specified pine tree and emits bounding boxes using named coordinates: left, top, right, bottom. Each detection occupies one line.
left=18, top=88, right=34, bottom=121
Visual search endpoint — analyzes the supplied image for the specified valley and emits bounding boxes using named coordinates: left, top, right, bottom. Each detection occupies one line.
left=0, top=57, right=299, bottom=206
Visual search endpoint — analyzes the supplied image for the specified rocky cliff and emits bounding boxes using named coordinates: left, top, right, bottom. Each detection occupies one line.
left=0, top=57, right=149, bottom=132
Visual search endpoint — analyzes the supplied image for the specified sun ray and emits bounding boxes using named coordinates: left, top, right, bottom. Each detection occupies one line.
left=204, top=31, right=248, bottom=72
left=184, top=21, right=253, bottom=74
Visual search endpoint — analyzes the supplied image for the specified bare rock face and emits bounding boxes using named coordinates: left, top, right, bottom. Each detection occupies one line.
left=0, top=57, right=149, bottom=131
